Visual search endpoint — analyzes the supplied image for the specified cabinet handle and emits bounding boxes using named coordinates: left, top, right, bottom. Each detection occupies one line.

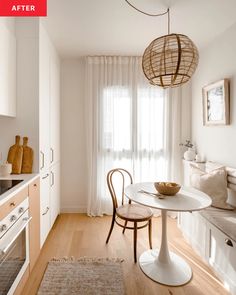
left=50, top=148, right=54, bottom=164
left=42, top=173, right=49, bottom=180
left=50, top=171, right=54, bottom=187
left=34, top=183, right=37, bottom=187
left=42, top=207, right=49, bottom=216
left=225, top=238, right=233, bottom=247
left=10, top=202, right=16, bottom=207
left=40, top=151, right=45, bottom=170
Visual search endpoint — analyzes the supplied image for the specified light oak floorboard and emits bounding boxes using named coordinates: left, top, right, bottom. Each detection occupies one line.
left=22, top=214, right=229, bottom=295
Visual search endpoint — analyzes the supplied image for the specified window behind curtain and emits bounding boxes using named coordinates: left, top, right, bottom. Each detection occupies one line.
left=101, top=85, right=166, bottom=183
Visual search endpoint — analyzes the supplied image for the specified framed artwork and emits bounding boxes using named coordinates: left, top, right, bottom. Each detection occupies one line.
left=202, top=79, right=230, bottom=126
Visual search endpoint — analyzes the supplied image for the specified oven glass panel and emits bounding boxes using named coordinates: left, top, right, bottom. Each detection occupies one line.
left=0, top=229, right=26, bottom=295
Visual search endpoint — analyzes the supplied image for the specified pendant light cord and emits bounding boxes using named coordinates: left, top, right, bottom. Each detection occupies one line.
left=125, top=1, right=170, bottom=33
left=167, top=8, right=170, bottom=34
left=125, top=0, right=169, bottom=17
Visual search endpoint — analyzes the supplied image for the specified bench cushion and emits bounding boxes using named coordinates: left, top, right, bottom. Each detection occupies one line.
left=200, top=207, right=236, bottom=242
left=190, top=165, right=234, bottom=210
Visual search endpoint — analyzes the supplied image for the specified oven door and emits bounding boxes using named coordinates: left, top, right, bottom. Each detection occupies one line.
left=0, top=211, right=31, bottom=295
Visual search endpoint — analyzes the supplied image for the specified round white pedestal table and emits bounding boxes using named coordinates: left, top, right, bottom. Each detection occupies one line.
left=124, top=183, right=212, bottom=286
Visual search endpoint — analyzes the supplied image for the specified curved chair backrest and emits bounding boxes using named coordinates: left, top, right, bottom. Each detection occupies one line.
left=107, top=168, right=133, bottom=209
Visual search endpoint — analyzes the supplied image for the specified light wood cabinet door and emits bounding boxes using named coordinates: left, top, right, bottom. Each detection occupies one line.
left=13, top=266, right=30, bottom=295
left=29, top=177, right=40, bottom=272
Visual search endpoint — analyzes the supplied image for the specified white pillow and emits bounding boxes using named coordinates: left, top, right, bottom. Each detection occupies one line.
left=190, top=165, right=234, bottom=210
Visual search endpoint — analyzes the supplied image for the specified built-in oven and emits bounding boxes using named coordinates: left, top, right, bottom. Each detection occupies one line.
left=0, top=198, right=31, bottom=295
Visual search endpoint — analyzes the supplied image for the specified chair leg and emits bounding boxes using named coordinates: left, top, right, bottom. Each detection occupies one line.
left=122, top=220, right=128, bottom=234
left=148, top=219, right=152, bottom=249
left=106, top=214, right=115, bottom=244
left=133, top=222, right=137, bottom=263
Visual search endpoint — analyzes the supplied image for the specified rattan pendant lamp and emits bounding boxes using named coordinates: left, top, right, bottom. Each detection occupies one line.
left=125, top=0, right=199, bottom=88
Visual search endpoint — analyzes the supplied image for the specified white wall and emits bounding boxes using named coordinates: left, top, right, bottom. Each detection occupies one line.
left=192, top=23, right=236, bottom=167
left=60, top=59, right=87, bottom=212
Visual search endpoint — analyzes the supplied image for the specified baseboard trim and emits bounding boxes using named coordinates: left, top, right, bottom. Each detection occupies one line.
left=61, top=207, right=87, bottom=213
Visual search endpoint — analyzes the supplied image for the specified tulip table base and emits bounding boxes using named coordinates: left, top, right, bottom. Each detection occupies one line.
left=139, top=249, right=192, bottom=286
left=124, top=183, right=212, bottom=286
left=139, top=210, right=192, bottom=286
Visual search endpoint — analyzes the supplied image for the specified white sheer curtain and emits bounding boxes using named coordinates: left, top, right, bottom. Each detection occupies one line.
left=85, top=56, right=185, bottom=216
left=165, top=87, right=184, bottom=183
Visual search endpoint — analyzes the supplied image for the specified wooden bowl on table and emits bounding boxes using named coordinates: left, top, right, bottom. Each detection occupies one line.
left=154, top=182, right=181, bottom=196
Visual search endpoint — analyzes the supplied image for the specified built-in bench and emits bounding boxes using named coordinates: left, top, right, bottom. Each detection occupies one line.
left=179, top=161, right=236, bottom=295
left=200, top=207, right=236, bottom=243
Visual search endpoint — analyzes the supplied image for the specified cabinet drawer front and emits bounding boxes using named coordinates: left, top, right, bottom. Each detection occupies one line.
left=209, top=225, right=236, bottom=291
left=0, top=187, right=28, bottom=219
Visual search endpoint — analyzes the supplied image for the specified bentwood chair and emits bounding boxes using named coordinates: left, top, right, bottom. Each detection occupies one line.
left=106, top=168, right=153, bottom=263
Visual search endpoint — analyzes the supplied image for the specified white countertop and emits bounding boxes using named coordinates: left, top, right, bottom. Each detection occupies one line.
left=0, top=173, right=39, bottom=206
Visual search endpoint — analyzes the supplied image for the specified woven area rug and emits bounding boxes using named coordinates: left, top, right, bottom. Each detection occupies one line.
left=37, top=257, right=125, bottom=295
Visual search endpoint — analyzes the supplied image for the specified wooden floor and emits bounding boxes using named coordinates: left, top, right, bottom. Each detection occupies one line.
left=23, top=214, right=229, bottom=295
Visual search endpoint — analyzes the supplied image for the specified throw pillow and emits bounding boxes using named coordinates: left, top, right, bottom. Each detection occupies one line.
left=190, top=165, right=234, bottom=210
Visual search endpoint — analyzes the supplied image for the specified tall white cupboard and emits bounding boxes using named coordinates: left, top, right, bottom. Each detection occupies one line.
left=39, top=24, right=60, bottom=246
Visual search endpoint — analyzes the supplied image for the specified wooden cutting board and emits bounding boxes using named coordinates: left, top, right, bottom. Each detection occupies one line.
left=21, top=137, right=33, bottom=173
left=7, top=135, right=23, bottom=174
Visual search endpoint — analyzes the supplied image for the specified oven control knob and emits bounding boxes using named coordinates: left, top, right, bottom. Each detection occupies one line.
left=10, top=215, right=17, bottom=222
left=18, top=207, right=24, bottom=214
left=0, top=224, right=7, bottom=232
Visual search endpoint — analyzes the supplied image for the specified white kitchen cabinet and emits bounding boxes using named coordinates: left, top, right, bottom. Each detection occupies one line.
left=50, top=163, right=60, bottom=226
left=50, top=51, right=60, bottom=165
left=39, top=26, right=51, bottom=172
left=40, top=164, right=60, bottom=247
left=39, top=24, right=60, bottom=247
left=40, top=171, right=51, bottom=247
left=39, top=25, right=60, bottom=171
left=0, top=22, right=16, bottom=117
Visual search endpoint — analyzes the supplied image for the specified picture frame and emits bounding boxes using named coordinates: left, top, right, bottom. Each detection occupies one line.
left=202, top=79, right=230, bottom=126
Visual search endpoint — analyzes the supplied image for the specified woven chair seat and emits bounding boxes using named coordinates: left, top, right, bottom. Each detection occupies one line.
left=106, top=168, right=153, bottom=262
left=116, top=204, right=153, bottom=222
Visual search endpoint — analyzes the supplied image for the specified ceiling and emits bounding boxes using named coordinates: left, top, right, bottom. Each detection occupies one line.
left=43, top=0, right=236, bottom=58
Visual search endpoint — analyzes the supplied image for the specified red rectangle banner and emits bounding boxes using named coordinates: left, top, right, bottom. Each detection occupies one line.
left=0, top=0, right=47, bottom=16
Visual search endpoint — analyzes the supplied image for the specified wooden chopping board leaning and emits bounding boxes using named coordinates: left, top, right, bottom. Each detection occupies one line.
left=21, top=136, right=33, bottom=173
left=7, top=135, right=23, bottom=174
